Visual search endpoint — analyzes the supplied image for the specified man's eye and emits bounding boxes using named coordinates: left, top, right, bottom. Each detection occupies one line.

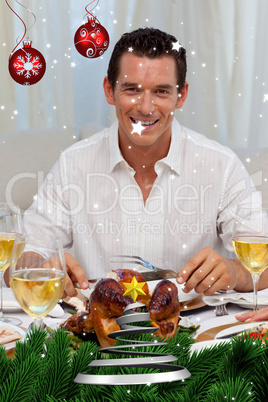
left=157, top=89, right=168, bottom=94
left=125, top=87, right=139, bottom=92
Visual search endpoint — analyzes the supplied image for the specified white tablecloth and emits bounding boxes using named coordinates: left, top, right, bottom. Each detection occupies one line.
left=3, top=290, right=252, bottom=339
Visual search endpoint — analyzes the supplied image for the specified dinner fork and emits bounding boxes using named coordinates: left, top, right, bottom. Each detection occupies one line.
left=215, top=304, right=229, bottom=316
left=215, top=290, right=229, bottom=316
left=110, top=255, right=158, bottom=271
left=109, top=255, right=179, bottom=281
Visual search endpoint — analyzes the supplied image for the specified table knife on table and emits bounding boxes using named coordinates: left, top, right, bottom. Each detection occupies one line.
left=74, top=268, right=179, bottom=288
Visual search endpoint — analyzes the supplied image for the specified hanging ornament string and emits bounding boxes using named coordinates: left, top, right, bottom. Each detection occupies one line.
left=15, top=0, right=36, bottom=40
left=5, top=0, right=26, bottom=55
left=85, top=0, right=100, bottom=23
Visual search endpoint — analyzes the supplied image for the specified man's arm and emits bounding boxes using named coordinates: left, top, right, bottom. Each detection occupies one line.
left=176, top=247, right=268, bottom=295
left=62, top=253, right=89, bottom=298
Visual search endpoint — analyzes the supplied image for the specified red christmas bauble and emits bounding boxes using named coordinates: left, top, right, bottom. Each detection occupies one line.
left=74, top=16, right=109, bottom=59
left=8, top=40, right=46, bottom=86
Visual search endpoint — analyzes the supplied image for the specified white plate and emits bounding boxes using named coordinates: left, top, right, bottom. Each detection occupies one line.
left=215, top=321, right=266, bottom=340
left=190, top=339, right=229, bottom=356
left=79, top=278, right=200, bottom=304
left=235, top=300, right=268, bottom=309
left=2, top=288, right=22, bottom=312
left=0, top=322, right=26, bottom=352
left=147, top=278, right=199, bottom=303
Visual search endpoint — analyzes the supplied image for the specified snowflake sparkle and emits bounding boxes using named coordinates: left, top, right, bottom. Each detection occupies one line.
left=131, top=121, right=145, bottom=135
left=172, top=41, right=182, bottom=51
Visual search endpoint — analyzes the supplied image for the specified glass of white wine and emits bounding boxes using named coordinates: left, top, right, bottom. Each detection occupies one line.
left=9, top=236, right=66, bottom=329
left=232, top=204, right=268, bottom=311
left=0, top=203, right=23, bottom=325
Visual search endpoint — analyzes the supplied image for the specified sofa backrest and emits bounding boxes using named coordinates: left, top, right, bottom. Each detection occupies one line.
left=0, top=127, right=77, bottom=212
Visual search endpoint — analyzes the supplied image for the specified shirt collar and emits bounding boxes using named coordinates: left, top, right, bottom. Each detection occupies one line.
left=155, top=118, right=182, bottom=176
left=109, top=118, right=182, bottom=175
left=109, top=120, right=125, bottom=172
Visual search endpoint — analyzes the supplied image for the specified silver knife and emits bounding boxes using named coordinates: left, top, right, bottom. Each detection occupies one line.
left=216, top=322, right=266, bottom=339
left=74, top=269, right=179, bottom=288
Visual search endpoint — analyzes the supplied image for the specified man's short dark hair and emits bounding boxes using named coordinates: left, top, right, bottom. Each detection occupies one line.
left=107, top=27, right=187, bottom=92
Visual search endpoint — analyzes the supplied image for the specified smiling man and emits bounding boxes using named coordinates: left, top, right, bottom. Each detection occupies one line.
left=103, top=50, right=188, bottom=204
left=22, top=27, right=267, bottom=298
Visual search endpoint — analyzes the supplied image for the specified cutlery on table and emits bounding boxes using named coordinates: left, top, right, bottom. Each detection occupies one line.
left=214, top=290, right=229, bottom=316
left=74, top=255, right=179, bottom=287
left=109, top=255, right=179, bottom=281
left=215, top=304, right=229, bottom=316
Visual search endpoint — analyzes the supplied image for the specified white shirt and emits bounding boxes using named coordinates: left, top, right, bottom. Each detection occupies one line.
left=23, top=119, right=258, bottom=278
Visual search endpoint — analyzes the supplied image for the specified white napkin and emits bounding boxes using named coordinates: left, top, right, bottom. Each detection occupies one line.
left=48, top=304, right=64, bottom=318
left=2, top=288, right=64, bottom=317
left=203, top=289, right=268, bottom=307
left=2, top=288, right=22, bottom=311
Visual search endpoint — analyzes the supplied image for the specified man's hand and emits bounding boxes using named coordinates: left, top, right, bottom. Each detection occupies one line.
left=176, top=247, right=246, bottom=295
left=63, top=253, right=89, bottom=298
left=236, top=307, right=268, bottom=322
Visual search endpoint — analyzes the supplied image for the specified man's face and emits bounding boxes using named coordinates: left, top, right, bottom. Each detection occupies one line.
left=104, top=52, right=188, bottom=147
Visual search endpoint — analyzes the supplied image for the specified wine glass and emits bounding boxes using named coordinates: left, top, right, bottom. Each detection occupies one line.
left=232, top=203, right=268, bottom=311
left=9, top=236, right=66, bottom=330
left=0, top=203, right=23, bottom=325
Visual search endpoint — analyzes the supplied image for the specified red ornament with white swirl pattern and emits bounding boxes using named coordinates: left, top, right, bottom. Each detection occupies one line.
left=74, top=16, right=109, bottom=59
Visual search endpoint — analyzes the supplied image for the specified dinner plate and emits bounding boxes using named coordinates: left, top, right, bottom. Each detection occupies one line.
left=2, top=288, right=22, bottom=312
left=0, top=322, right=26, bottom=353
left=196, top=321, right=267, bottom=342
left=190, top=339, right=229, bottom=356
left=215, top=321, right=266, bottom=340
left=76, top=279, right=200, bottom=307
left=147, top=278, right=199, bottom=303
left=234, top=300, right=268, bottom=309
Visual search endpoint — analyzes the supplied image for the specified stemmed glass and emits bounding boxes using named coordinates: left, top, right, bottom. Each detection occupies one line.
left=0, top=203, right=23, bottom=325
left=232, top=204, right=268, bottom=311
left=9, top=236, right=66, bottom=329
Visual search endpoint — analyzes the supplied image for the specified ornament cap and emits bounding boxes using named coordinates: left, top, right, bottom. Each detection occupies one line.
left=87, top=15, right=96, bottom=23
left=23, top=40, right=32, bottom=49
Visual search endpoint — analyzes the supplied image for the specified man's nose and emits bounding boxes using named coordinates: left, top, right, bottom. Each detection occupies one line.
left=137, top=91, right=155, bottom=115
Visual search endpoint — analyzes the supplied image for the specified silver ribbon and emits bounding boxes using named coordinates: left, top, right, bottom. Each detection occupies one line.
left=75, top=302, right=191, bottom=385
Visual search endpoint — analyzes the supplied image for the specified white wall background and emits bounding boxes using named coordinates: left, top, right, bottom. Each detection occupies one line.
left=1, top=0, right=268, bottom=148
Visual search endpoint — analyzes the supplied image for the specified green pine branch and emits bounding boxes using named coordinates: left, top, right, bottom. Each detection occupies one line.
left=1, top=326, right=268, bottom=401
left=0, top=353, right=41, bottom=402
left=206, top=377, right=254, bottom=402
left=37, top=329, right=73, bottom=401
left=0, top=346, right=12, bottom=387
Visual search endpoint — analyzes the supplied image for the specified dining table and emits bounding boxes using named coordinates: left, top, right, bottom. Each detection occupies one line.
left=2, top=284, right=268, bottom=401
left=3, top=284, right=266, bottom=342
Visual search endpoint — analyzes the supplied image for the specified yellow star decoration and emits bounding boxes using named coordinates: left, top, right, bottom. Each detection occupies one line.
left=122, top=276, right=146, bottom=302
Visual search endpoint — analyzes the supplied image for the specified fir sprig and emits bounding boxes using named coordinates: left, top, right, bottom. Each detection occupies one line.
left=1, top=326, right=268, bottom=401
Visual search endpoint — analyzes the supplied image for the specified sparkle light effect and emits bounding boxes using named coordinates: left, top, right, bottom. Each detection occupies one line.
left=172, top=40, right=182, bottom=51
left=131, top=120, right=145, bottom=135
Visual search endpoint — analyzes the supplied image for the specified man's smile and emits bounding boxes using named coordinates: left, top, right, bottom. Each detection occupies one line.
left=130, top=117, right=159, bottom=127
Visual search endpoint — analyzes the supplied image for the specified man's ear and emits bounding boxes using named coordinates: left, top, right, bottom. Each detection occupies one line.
left=175, top=81, right=189, bottom=109
left=103, top=76, right=115, bottom=105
